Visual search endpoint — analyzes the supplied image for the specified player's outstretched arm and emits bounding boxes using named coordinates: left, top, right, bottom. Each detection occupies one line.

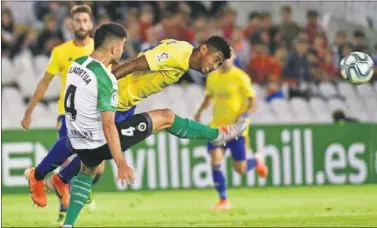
left=194, top=95, right=212, bottom=121
left=21, top=72, right=54, bottom=129
left=112, top=55, right=150, bottom=80
left=101, top=111, right=135, bottom=185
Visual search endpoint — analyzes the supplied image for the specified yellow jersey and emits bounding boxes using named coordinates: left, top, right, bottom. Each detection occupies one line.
left=205, top=66, right=255, bottom=137
left=117, top=39, right=193, bottom=111
left=46, top=39, right=94, bottom=115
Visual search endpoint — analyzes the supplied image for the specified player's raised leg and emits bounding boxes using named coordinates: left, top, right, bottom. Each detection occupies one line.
left=148, top=109, right=249, bottom=144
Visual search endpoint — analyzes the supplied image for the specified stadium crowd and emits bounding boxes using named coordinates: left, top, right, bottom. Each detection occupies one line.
left=2, top=1, right=377, bottom=102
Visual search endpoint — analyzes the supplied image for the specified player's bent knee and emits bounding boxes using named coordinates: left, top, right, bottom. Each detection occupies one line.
left=160, top=108, right=175, bottom=125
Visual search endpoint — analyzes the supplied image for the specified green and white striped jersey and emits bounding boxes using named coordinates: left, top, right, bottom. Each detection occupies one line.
left=64, top=56, right=118, bottom=149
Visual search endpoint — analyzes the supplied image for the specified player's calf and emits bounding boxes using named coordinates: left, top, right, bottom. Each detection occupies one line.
left=64, top=165, right=96, bottom=226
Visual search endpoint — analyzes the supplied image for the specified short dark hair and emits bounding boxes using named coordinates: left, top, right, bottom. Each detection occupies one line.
left=203, top=36, right=231, bottom=60
left=93, top=23, right=127, bottom=50
left=248, top=12, right=260, bottom=21
left=307, top=10, right=318, bottom=18
left=70, top=4, right=92, bottom=17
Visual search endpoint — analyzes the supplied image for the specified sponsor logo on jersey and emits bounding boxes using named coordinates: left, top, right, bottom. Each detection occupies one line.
left=156, top=52, right=169, bottom=62
left=111, top=92, right=118, bottom=107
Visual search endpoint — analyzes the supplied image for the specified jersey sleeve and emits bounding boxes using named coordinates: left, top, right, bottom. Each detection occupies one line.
left=238, top=72, right=256, bottom=98
left=97, top=71, right=118, bottom=112
left=144, top=40, right=192, bottom=72
left=46, top=48, right=61, bottom=75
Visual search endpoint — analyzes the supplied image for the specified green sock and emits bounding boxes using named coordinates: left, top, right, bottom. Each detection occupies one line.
left=64, top=172, right=94, bottom=226
left=167, top=115, right=219, bottom=140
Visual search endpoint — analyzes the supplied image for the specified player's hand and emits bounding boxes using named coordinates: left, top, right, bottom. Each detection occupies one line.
left=117, top=163, right=135, bottom=186
left=21, top=114, right=31, bottom=129
left=194, top=112, right=201, bottom=122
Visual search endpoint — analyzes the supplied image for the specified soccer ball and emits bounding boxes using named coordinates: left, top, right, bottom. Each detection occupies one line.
left=340, top=51, right=374, bottom=84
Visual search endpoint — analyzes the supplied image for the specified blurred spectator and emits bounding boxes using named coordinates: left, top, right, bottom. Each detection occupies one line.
left=265, top=44, right=287, bottom=102
left=313, top=33, right=327, bottom=60
left=260, top=12, right=278, bottom=54
left=174, top=9, right=195, bottom=43
left=6, top=1, right=39, bottom=29
left=321, top=49, right=339, bottom=79
left=124, top=21, right=141, bottom=58
left=247, top=40, right=269, bottom=84
left=126, top=8, right=139, bottom=24
left=154, top=11, right=178, bottom=40
left=230, top=26, right=251, bottom=70
left=307, top=49, right=324, bottom=82
left=61, top=17, right=74, bottom=41
left=305, top=10, right=327, bottom=45
left=139, top=4, right=155, bottom=42
left=141, top=26, right=159, bottom=51
left=342, top=42, right=354, bottom=58
left=353, top=30, right=369, bottom=53
left=332, top=30, right=347, bottom=68
left=278, top=6, right=301, bottom=51
left=282, top=38, right=310, bottom=84
left=32, top=15, right=64, bottom=56
left=97, top=15, right=111, bottom=26
left=244, top=12, right=260, bottom=39
left=2, top=8, right=17, bottom=56
left=221, top=7, right=237, bottom=39
left=1, top=7, right=33, bottom=59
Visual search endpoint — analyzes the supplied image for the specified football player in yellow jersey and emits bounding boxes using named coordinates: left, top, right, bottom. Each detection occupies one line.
left=20, top=4, right=101, bottom=224
left=109, top=37, right=249, bottom=147
left=194, top=52, right=268, bottom=210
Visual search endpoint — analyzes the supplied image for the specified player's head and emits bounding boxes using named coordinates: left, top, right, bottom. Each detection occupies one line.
left=70, top=4, right=93, bottom=40
left=198, top=36, right=231, bottom=74
left=93, top=22, right=127, bottom=64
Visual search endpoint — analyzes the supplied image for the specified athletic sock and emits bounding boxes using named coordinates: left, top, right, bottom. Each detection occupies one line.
left=246, top=158, right=258, bottom=171
left=58, top=156, right=82, bottom=184
left=35, top=136, right=72, bottom=181
left=212, top=164, right=227, bottom=200
left=64, top=172, right=94, bottom=226
left=167, top=115, right=219, bottom=140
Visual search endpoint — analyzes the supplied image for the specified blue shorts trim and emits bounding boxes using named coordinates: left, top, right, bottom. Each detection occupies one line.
left=115, top=106, right=136, bottom=123
left=207, top=136, right=246, bottom=161
left=57, top=115, right=67, bottom=139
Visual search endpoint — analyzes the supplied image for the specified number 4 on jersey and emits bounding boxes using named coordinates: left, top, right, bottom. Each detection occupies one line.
left=64, top=84, right=77, bottom=121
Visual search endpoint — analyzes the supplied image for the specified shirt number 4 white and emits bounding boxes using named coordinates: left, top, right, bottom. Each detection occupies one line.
left=121, top=127, right=136, bottom=137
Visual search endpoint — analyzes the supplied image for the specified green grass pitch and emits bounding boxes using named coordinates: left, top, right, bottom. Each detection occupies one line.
left=2, top=185, right=377, bottom=227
